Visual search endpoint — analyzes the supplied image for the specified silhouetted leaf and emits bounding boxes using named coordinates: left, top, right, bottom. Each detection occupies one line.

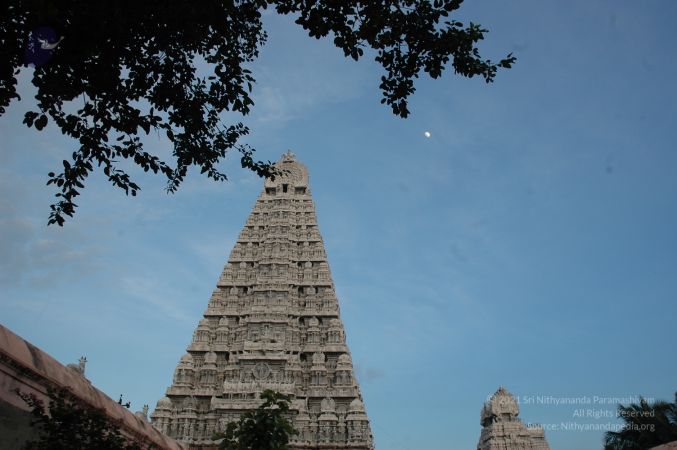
left=34, top=114, right=47, bottom=130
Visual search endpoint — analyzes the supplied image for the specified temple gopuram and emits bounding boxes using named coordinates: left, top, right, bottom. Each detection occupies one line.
left=151, top=152, right=374, bottom=450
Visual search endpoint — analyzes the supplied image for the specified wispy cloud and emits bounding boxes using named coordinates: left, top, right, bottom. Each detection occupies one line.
left=0, top=177, right=104, bottom=289
left=246, top=15, right=370, bottom=126
left=119, top=276, right=195, bottom=325
left=249, top=67, right=366, bottom=125
left=354, top=364, right=386, bottom=383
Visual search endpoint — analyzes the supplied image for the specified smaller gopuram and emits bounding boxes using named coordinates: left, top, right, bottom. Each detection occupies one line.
left=477, top=387, right=551, bottom=450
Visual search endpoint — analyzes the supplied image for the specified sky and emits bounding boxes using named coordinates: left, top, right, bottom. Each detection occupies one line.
left=2, top=1, right=677, bottom=449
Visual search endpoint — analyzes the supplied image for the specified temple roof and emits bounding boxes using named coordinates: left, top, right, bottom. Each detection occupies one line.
left=264, top=150, right=309, bottom=190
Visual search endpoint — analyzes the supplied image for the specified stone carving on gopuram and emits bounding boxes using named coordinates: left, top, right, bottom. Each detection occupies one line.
left=477, top=387, right=551, bottom=450
left=151, top=152, right=374, bottom=450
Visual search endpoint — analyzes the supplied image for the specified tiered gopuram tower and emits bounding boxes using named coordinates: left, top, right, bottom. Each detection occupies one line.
left=152, top=152, right=374, bottom=449
left=477, top=387, right=550, bottom=450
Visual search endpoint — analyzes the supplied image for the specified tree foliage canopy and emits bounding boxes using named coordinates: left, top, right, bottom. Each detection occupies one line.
left=0, top=0, right=515, bottom=225
left=16, top=387, right=150, bottom=450
left=213, top=389, right=297, bottom=450
left=604, top=392, right=677, bottom=450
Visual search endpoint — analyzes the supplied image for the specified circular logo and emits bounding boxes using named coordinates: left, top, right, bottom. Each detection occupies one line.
left=252, top=363, right=271, bottom=380
left=24, top=27, right=63, bottom=68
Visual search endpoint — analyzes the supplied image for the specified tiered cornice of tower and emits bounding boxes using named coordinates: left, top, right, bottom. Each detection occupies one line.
left=152, top=151, right=374, bottom=449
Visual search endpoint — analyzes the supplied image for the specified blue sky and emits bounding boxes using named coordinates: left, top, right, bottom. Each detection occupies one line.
left=2, top=1, right=677, bottom=449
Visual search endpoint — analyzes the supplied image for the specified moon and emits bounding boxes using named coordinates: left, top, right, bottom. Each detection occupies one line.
left=424, top=131, right=431, bottom=138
